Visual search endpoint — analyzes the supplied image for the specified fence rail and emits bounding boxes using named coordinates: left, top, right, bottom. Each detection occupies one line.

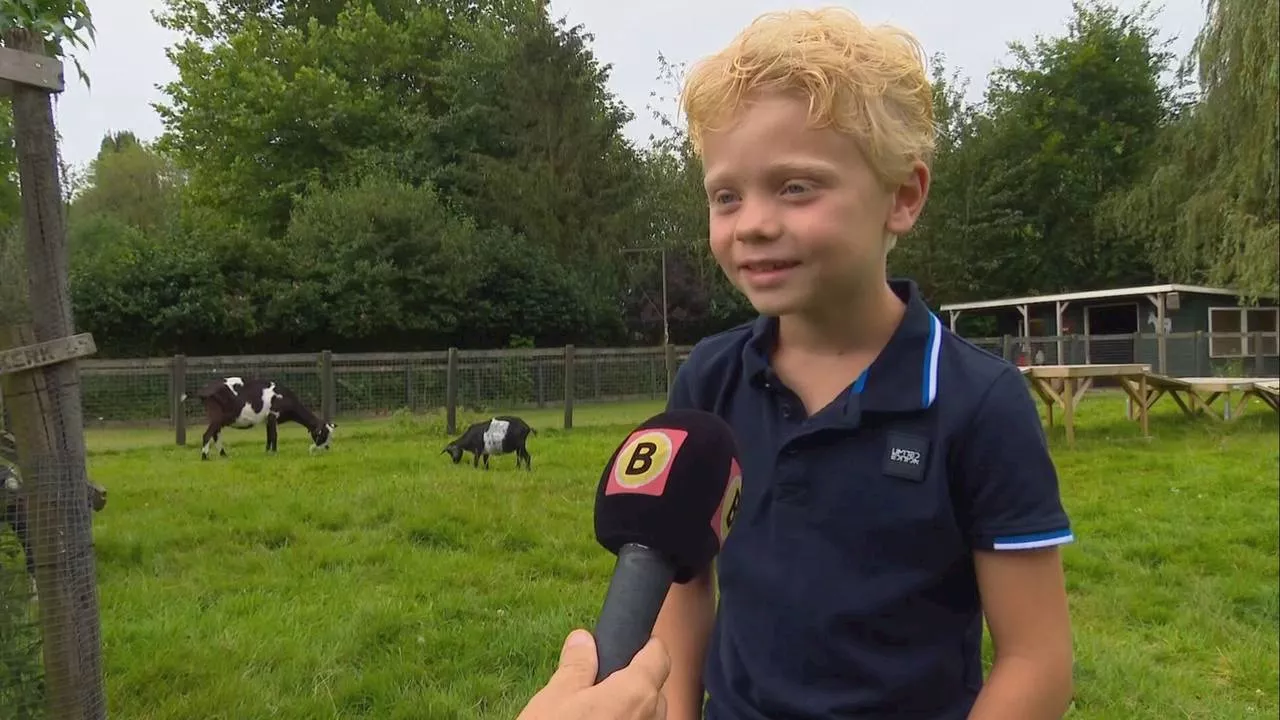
left=965, top=330, right=1278, bottom=378
left=65, top=331, right=1280, bottom=445
left=76, top=345, right=692, bottom=444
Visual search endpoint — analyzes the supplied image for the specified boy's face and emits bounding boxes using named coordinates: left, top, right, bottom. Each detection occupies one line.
left=700, top=93, right=927, bottom=318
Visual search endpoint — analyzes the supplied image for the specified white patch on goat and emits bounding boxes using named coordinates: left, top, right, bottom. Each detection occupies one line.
left=201, top=438, right=214, bottom=457
left=231, top=383, right=278, bottom=429
left=3, top=473, right=18, bottom=491
left=223, top=377, right=245, bottom=394
left=482, top=419, right=510, bottom=455
left=320, top=422, right=335, bottom=446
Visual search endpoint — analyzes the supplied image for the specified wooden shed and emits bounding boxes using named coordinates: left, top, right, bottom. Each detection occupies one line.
left=940, top=284, right=1279, bottom=377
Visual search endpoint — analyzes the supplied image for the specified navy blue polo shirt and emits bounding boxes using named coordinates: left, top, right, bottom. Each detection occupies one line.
left=667, top=278, right=1073, bottom=720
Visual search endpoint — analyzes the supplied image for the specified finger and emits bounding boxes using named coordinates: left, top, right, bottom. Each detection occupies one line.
left=627, top=636, right=672, bottom=688
left=543, top=629, right=598, bottom=693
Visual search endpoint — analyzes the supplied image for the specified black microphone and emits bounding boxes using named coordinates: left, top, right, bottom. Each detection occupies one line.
left=591, top=408, right=743, bottom=683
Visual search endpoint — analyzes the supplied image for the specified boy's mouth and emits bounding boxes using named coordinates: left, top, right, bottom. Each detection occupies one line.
left=739, top=258, right=801, bottom=288
left=740, top=259, right=800, bottom=272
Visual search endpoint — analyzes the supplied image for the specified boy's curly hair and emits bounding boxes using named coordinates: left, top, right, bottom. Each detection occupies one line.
left=681, top=7, right=936, bottom=191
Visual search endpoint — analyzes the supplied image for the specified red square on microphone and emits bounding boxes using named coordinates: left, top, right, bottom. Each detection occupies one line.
left=604, top=428, right=689, bottom=497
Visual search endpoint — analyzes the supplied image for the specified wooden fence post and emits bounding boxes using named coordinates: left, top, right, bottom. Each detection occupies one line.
left=664, top=344, right=678, bottom=400
left=320, top=350, right=335, bottom=421
left=171, top=354, right=186, bottom=446
left=0, top=27, right=107, bottom=720
left=1253, top=331, right=1264, bottom=376
left=564, top=344, right=576, bottom=430
left=445, top=347, right=458, bottom=434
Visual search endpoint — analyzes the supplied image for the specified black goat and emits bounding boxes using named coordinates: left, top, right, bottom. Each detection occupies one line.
left=442, top=415, right=536, bottom=470
left=182, top=376, right=335, bottom=460
left=1, top=463, right=106, bottom=599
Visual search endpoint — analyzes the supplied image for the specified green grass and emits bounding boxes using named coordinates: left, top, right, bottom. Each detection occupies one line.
left=10, top=394, right=1280, bottom=718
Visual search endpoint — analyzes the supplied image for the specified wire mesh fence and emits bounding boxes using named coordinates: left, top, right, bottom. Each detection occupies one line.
left=60, top=330, right=1280, bottom=441
left=75, top=346, right=695, bottom=439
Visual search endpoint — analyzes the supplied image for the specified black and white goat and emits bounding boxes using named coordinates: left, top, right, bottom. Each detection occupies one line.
left=182, top=376, right=335, bottom=460
left=442, top=415, right=536, bottom=470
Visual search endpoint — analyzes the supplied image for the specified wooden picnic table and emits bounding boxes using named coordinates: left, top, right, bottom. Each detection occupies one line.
left=1019, top=363, right=1152, bottom=447
left=1141, top=375, right=1280, bottom=421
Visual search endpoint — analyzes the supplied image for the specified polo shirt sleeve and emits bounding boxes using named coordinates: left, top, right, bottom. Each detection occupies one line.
left=953, top=366, right=1074, bottom=552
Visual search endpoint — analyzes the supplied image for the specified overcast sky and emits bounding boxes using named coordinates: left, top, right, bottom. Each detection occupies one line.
left=51, top=0, right=1208, bottom=171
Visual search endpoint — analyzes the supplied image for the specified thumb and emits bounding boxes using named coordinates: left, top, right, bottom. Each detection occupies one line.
left=545, top=629, right=598, bottom=693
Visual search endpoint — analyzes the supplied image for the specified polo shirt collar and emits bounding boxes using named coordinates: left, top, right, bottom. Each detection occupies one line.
left=742, top=278, right=943, bottom=415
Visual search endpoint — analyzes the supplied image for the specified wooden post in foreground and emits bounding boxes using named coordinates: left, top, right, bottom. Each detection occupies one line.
left=0, top=28, right=107, bottom=720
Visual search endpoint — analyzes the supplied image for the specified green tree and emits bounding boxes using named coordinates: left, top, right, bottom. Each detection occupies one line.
left=906, top=0, right=1179, bottom=303
left=154, top=3, right=455, bottom=234
left=280, top=173, right=476, bottom=349
left=1099, top=0, right=1278, bottom=301
left=431, top=4, right=646, bottom=265
left=889, top=55, right=985, bottom=304
left=629, top=53, right=755, bottom=337
left=0, top=105, right=19, bottom=231
left=69, top=131, right=182, bottom=244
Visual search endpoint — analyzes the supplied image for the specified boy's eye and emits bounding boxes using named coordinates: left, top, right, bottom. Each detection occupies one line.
left=782, top=182, right=810, bottom=194
left=711, top=191, right=739, bottom=205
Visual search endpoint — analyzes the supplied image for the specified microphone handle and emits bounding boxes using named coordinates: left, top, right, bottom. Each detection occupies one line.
left=593, top=542, right=677, bottom=684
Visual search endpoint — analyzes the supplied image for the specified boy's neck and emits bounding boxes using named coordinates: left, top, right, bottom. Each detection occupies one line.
left=775, top=282, right=906, bottom=357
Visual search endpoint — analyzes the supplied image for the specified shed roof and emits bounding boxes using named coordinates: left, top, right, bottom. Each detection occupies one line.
left=938, top=283, right=1268, bottom=313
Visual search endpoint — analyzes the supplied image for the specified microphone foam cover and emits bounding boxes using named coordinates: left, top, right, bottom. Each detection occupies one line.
left=594, top=408, right=743, bottom=584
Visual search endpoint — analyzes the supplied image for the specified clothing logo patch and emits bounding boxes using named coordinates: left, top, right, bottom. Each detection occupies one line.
left=883, top=432, right=930, bottom=482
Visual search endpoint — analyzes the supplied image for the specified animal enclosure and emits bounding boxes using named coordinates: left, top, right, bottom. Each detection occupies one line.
left=73, top=345, right=693, bottom=442
left=59, top=396, right=1280, bottom=719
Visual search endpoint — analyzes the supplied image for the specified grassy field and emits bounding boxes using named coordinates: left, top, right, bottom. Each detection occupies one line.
left=6, top=392, right=1279, bottom=719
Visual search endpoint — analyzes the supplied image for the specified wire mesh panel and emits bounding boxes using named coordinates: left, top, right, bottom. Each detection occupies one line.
left=1, top=451, right=44, bottom=719
left=455, top=348, right=563, bottom=412
left=0, top=449, right=103, bottom=719
left=966, top=337, right=1007, bottom=360
left=332, top=352, right=451, bottom=416
left=1079, top=333, right=1135, bottom=365
left=80, top=358, right=172, bottom=426
left=574, top=348, right=669, bottom=404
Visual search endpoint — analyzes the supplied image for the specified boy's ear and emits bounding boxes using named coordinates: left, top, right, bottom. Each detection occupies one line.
left=885, top=161, right=931, bottom=237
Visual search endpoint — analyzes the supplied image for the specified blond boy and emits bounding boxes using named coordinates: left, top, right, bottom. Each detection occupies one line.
left=656, top=8, right=1076, bottom=719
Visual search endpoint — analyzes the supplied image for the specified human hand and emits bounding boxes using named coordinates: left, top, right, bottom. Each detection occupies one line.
left=516, top=628, right=670, bottom=720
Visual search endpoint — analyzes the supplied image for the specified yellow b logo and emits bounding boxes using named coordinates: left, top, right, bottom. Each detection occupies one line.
left=716, top=469, right=743, bottom=544
left=614, top=430, right=676, bottom=490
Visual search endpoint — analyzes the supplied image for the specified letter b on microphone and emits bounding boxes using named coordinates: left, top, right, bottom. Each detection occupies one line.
left=605, top=428, right=688, bottom=496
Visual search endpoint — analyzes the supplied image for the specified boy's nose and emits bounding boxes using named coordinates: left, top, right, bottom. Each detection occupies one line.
left=732, top=197, right=783, bottom=244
